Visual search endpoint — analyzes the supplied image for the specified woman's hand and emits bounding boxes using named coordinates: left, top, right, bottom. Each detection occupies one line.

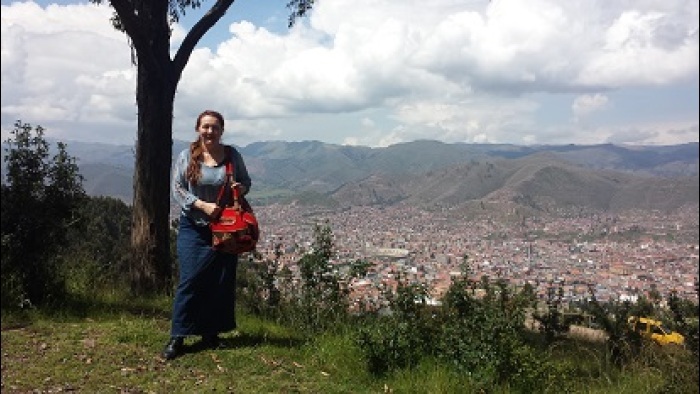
left=195, top=200, right=222, bottom=218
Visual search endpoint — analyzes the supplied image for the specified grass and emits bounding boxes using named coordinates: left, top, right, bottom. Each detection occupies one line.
left=1, top=297, right=379, bottom=393
left=2, top=293, right=697, bottom=393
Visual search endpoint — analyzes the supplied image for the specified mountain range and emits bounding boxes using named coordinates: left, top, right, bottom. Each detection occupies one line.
left=3, top=139, right=698, bottom=217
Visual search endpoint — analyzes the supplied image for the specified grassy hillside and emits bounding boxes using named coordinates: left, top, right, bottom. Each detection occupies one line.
left=2, top=291, right=697, bottom=394
left=2, top=310, right=372, bottom=392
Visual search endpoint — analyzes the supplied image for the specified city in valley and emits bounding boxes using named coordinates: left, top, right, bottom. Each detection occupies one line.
left=252, top=203, right=699, bottom=306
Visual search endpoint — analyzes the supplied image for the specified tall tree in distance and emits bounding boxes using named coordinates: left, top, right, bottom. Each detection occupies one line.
left=89, top=1, right=314, bottom=295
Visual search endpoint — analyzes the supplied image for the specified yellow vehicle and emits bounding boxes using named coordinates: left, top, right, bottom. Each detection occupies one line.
left=628, top=316, right=685, bottom=346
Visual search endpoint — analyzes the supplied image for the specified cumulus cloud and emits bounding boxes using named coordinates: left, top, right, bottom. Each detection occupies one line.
left=1, top=0, right=697, bottom=147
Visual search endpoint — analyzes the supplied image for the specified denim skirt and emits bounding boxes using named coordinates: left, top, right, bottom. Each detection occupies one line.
left=170, top=215, right=238, bottom=337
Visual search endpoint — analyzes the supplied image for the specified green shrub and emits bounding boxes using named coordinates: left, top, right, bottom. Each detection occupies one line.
left=355, top=279, right=436, bottom=376
left=1, top=121, right=85, bottom=308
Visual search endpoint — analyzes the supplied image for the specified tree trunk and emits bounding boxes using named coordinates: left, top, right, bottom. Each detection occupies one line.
left=129, top=56, right=176, bottom=296
left=111, top=0, right=233, bottom=296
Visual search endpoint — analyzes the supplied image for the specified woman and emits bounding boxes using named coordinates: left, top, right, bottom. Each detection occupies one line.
left=163, top=109, right=252, bottom=360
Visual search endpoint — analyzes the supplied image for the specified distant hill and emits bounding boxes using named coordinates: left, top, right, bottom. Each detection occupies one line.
left=78, top=162, right=133, bottom=203
left=329, top=152, right=698, bottom=217
left=2, top=139, right=698, bottom=215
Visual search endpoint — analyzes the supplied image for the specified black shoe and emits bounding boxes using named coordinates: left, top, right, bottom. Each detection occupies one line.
left=201, top=334, right=221, bottom=349
left=161, top=337, right=184, bottom=360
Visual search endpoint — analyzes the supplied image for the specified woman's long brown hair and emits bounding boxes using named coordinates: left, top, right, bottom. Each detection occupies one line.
left=186, top=110, right=225, bottom=185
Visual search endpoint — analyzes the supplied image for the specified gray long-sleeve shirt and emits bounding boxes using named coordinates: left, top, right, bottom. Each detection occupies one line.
left=171, top=145, right=252, bottom=226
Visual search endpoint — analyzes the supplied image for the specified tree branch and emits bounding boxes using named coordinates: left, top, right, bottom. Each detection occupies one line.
left=108, top=0, right=150, bottom=42
left=172, top=0, right=235, bottom=80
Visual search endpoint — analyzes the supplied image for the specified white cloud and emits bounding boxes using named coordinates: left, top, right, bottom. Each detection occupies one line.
left=1, top=0, right=698, bottom=147
left=572, top=94, right=609, bottom=120
left=579, top=8, right=699, bottom=86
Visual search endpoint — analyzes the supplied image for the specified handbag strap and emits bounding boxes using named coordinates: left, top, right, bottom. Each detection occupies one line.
left=214, top=146, right=241, bottom=208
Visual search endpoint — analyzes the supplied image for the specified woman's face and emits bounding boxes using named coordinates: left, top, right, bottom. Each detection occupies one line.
left=197, top=115, right=223, bottom=146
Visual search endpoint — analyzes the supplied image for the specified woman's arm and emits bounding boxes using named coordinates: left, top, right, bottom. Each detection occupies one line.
left=171, top=149, right=199, bottom=214
left=232, top=147, right=252, bottom=196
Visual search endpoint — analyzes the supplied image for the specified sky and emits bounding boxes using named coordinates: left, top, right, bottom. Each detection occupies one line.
left=1, top=0, right=698, bottom=148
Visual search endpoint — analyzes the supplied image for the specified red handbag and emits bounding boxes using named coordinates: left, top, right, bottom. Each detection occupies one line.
left=210, top=149, right=259, bottom=254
